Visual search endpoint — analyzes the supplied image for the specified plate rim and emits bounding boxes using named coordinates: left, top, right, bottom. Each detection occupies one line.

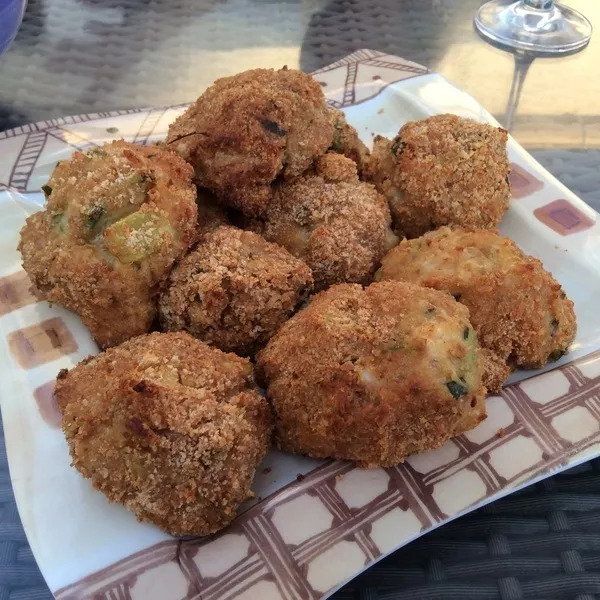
left=1, top=48, right=599, bottom=600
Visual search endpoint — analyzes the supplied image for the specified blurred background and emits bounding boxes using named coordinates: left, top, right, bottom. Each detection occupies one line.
left=0, top=0, right=597, bottom=151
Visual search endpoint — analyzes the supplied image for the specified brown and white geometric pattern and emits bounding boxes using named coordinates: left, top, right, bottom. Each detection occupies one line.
left=51, top=352, right=600, bottom=600
left=7, top=316, right=78, bottom=369
left=1, top=50, right=599, bottom=600
left=509, top=162, right=544, bottom=199
left=311, top=49, right=429, bottom=108
left=534, top=199, right=596, bottom=236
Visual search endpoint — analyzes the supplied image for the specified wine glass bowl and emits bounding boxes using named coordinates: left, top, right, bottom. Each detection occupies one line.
left=474, top=0, right=592, bottom=55
left=0, top=0, right=27, bottom=56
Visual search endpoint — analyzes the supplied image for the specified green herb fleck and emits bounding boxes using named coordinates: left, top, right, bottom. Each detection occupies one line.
left=41, top=184, right=52, bottom=197
left=87, top=148, right=106, bottom=157
left=383, top=340, right=404, bottom=352
left=106, top=127, right=119, bottom=134
left=51, top=213, right=65, bottom=232
left=330, top=133, right=342, bottom=152
left=391, top=139, right=406, bottom=156
left=147, top=153, right=157, bottom=158
left=87, top=206, right=105, bottom=230
left=446, top=380, right=468, bottom=399
left=548, top=349, right=567, bottom=362
left=463, top=326, right=470, bottom=339
left=137, top=173, right=154, bottom=184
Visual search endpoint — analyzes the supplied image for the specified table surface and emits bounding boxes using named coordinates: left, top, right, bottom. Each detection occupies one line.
left=1, top=0, right=599, bottom=147
left=1, top=1, right=600, bottom=599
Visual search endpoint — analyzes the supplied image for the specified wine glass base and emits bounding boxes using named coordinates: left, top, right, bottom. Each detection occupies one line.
left=474, top=0, right=592, bottom=54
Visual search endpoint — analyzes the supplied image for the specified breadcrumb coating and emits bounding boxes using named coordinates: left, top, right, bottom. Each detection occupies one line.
left=159, top=225, right=313, bottom=356
left=376, top=227, right=576, bottom=391
left=56, top=331, right=272, bottom=536
left=366, top=114, right=510, bottom=238
left=327, top=107, right=370, bottom=175
left=166, top=67, right=333, bottom=217
left=18, top=141, right=197, bottom=348
left=257, top=281, right=486, bottom=467
left=314, top=152, right=359, bottom=183
left=249, top=153, right=398, bottom=290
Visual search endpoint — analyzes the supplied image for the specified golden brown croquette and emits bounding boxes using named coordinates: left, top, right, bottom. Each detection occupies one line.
left=249, top=153, right=398, bottom=290
left=366, top=114, right=510, bottom=238
left=159, top=225, right=313, bottom=356
left=166, top=68, right=333, bottom=217
left=327, top=107, right=370, bottom=175
left=18, top=141, right=197, bottom=349
left=256, top=281, right=486, bottom=467
left=56, top=331, right=272, bottom=536
left=376, top=227, right=576, bottom=392
left=314, top=151, right=359, bottom=183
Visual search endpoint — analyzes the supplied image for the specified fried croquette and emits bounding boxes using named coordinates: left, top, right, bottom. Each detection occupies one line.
left=159, top=225, right=313, bottom=356
left=249, top=153, right=398, bottom=291
left=166, top=67, right=333, bottom=217
left=327, top=107, right=370, bottom=175
left=256, top=281, right=486, bottom=467
left=376, top=227, right=576, bottom=392
left=18, top=141, right=197, bottom=348
left=366, top=114, right=510, bottom=238
left=56, top=331, right=272, bottom=536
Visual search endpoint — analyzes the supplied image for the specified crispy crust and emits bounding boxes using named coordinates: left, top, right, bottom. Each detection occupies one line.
left=366, top=114, right=510, bottom=238
left=249, top=154, right=398, bottom=291
left=257, top=281, right=486, bottom=467
left=327, top=107, right=370, bottom=175
left=166, top=68, right=333, bottom=217
left=376, top=227, right=577, bottom=391
left=18, top=141, right=197, bottom=348
left=159, top=225, right=313, bottom=356
left=314, top=151, right=359, bottom=183
left=56, top=331, right=272, bottom=536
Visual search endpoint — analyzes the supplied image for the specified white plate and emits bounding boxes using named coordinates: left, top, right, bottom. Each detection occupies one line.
left=1, top=49, right=599, bottom=600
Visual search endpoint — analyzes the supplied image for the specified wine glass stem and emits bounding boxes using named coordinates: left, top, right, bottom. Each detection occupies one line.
left=523, top=0, right=554, bottom=9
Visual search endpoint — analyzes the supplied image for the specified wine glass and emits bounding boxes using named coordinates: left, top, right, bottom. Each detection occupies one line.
left=474, top=0, right=592, bottom=55
left=0, top=0, right=27, bottom=56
